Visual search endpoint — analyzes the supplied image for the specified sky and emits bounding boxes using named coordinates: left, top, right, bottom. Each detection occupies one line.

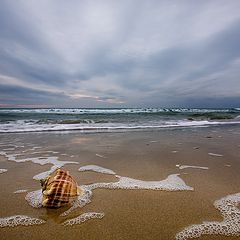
left=0, top=0, right=240, bottom=108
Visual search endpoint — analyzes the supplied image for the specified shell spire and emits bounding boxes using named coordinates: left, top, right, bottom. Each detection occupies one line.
left=40, top=168, right=81, bottom=208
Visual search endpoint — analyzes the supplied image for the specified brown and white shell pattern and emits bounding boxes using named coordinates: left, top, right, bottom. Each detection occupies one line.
left=40, top=168, right=81, bottom=208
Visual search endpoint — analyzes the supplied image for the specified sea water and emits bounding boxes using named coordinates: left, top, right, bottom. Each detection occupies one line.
left=0, top=108, right=239, bottom=133
left=0, top=115, right=239, bottom=238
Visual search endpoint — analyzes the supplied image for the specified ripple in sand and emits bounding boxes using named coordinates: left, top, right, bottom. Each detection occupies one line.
left=62, top=212, right=104, bottom=226
left=78, top=165, right=116, bottom=175
left=0, top=215, right=45, bottom=228
left=176, top=192, right=240, bottom=239
left=0, top=169, right=7, bottom=174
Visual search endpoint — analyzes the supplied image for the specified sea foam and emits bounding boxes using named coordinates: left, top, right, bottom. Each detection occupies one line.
left=25, top=190, right=42, bottom=208
left=33, top=166, right=58, bottom=180
left=14, top=189, right=28, bottom=194
left=62, top=212, right=104, bottom=226
left=208, top=153, right=223, bottom=157
left=177, top=165, right=209, bottom=170
left=0, top=151, right=78, bottom=173
left=78, top=165, right=116, bottom=175
left=89, top=174, right=194, bottom=191
left=60, top=186, right=92, bottom=217
left=176, top=192, right=240, bottom=239
left=61, top=174, right=193, bottom=216
left=95, top=154, right=106, bottom=158
left=0, top=169, right=7, bottom=174
left=0, top=215, right=45, bottom=227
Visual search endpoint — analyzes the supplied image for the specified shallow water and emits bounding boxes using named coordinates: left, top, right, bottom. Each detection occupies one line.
left=0, top=126, right=239, bottom=239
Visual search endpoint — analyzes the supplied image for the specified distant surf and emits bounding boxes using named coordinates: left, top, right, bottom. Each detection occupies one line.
left=0, top=108, right=239, bottom=133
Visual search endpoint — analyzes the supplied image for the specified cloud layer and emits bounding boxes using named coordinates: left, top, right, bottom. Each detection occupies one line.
left=0, top=0, right=240, bottom=108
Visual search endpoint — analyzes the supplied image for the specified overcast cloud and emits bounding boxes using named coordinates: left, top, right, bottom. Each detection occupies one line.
left=0, top=0, right=240, bottom=108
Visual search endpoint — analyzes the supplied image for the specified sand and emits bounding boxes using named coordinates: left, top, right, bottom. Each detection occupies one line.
left=0, top=125, right=239, bottom=240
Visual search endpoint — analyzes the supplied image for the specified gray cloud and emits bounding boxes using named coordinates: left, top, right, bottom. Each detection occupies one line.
left=0, top=0, right=240, bottom=108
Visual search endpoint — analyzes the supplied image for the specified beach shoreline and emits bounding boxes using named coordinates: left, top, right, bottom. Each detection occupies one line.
left=0, top=125, right=240, bottom=240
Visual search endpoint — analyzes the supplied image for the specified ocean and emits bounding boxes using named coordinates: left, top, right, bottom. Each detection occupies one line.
left=0, top=108, right=239, bottom=133
left=0, top=108, right=240, bottom=239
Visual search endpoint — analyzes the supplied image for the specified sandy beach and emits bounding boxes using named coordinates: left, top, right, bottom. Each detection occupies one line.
left=1, top=0, right=240, bottom=239
left=0, top=125, right=240, bottom=240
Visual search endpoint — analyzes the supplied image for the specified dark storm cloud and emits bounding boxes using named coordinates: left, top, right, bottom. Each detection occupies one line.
left=0, top=84, right=67, bottom=106
left=0, top=0, right=240, bottom=107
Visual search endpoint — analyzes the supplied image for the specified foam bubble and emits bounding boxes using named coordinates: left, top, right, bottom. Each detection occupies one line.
left=62, top=212, right=104, bottom=226
left=78, top=165, right=116, bottom=175
left=177, top=165, right=209, bottom=170
left=61, top=186, right=92, bottom=216
left=62, top=174, right=193, bottom=216
left=0, top=150, right=78, bottom=168
left=0, top=215, right=45, bottom=227
left=25, top=190, right=42, bottom=208
left=14, top=189, right=28, bottom=194
left=95, top=154, right=106, bottom=158
left=89, top=174, right=194, bottom=191
left=33, top=166, right=58, bottom=180
left=0, top=169, right=7, bottom=174
left=208, top=153, right=223, bottom=157
left=175, top=192, right=240, bottom=239
left=26, top=172, right=193, bottom=218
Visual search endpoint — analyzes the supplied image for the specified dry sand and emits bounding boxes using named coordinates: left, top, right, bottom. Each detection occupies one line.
left=0, top=125, right=240, bottom=240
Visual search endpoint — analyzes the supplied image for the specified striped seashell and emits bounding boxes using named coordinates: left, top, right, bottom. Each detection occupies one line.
left=40, top=168, right=81, bottom=208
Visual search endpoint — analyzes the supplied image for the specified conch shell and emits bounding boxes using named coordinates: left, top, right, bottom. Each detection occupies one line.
left=40, top=168, right=81, bottom=208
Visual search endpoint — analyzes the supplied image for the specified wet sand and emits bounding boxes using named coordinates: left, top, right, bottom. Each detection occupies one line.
left=0, top=125, right=240, bottom=240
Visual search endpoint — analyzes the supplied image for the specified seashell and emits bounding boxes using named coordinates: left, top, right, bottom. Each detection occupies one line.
left=40, top=168, right=81, bottom=208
